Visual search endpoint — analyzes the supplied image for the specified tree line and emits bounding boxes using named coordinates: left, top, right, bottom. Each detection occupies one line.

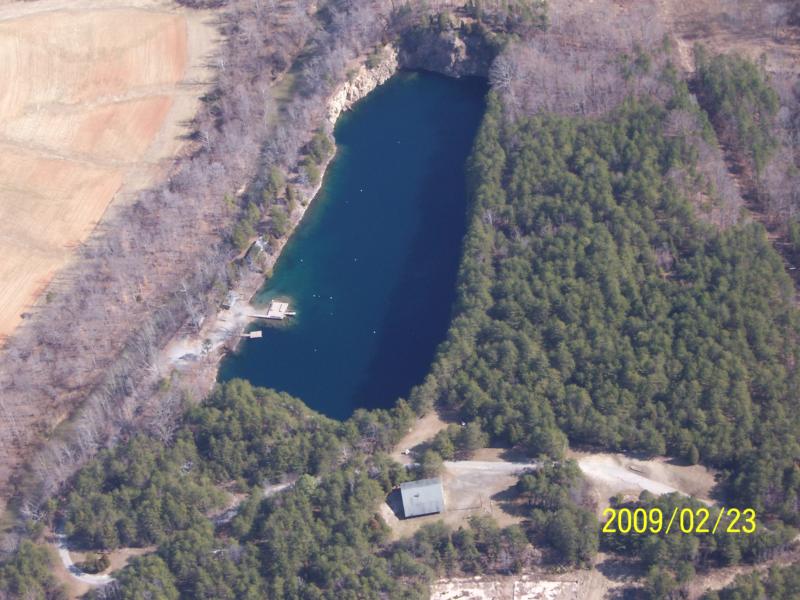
left=27, top=381, right=551, bottom=598
left=410, top=85, right=800, bottom=523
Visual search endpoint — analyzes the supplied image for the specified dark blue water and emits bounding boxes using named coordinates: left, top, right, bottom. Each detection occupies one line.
left=219, top=71, right=487, bottom=419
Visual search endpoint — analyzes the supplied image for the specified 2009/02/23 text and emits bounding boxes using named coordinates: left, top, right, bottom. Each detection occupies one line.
left=602, top=507, right=756, bottom=535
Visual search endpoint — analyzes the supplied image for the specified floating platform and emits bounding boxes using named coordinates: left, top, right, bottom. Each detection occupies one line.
left=242, top=330, right=263, bottom=339
left=251, top=300, right=296, bottom=321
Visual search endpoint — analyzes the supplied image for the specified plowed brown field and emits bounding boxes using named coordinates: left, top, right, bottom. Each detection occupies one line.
left=0, top=0, right=217, bottom=340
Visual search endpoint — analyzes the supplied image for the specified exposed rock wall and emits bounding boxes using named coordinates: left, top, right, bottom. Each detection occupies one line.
left=327, top=46, right=399, bottom=124
left=326, top=26, right=497, bottom=125
left=397, top=27, right=497, bottom=78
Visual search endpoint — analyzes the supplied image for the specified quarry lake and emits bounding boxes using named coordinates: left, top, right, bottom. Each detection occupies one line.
left=219, top=71, right=487, bottom=419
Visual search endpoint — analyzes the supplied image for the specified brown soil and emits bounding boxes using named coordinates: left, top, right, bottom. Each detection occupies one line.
left=658, top=0, right=800, bottom=73
left=0, top=0, right=218, bottom=340
left=383, top=415, right=532, bottom=540
left=390, top=411, right=449, bottom=466
left=654, top=0, right=800, bottom=298
left=382, top=450, right=538, bottom=541
left=570, top=451, right=718, bottom=513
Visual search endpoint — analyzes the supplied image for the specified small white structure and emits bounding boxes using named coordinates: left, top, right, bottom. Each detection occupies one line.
left=251, top=300, right=297, bottom=321
left=242, top=330, right=263, bottom=339
left=265, top=300, right=296, bottom=320
left=267, top=301, right=289, bottom=319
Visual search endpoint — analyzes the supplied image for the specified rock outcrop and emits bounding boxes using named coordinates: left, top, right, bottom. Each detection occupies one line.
left=327, top=46, right=399, bottom=124
left=397, top=26, right=496, bottom=78
left=326, top=26, right=496, bottom=125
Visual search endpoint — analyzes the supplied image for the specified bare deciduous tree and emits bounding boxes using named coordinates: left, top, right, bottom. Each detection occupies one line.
left=0, top=0, right=400, bottom=510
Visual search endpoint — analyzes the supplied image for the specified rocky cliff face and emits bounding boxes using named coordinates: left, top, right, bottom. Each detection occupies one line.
left=397, top=26, right=496, bottom=78
left=326, top=27, right=496, bottom=124
left=327, top=46, right=399, bottom=124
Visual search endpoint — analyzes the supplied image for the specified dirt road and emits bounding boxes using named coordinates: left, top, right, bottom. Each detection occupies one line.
left=54, top=532, right=113, bottom=588
left=573, top=452, right=717, bottom=509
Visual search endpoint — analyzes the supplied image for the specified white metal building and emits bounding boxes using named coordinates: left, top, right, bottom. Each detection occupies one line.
left=400, top=478, right=444, bottom=518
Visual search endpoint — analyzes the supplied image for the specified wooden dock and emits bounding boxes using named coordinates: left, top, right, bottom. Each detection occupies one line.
left=250, top=300, right=296, bottom=321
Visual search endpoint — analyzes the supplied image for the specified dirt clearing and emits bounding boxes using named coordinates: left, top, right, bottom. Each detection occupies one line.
left=384, top=415, right=718, bottom=540
left=442, top=454, right=538, bottom=527
left=431, top=568, right=621, bottom=600
left=47, top=525, right=155, bottom=598
left=0, top=0, right=217, bottom=340
left=390, top=411, right=449, bottom=465
left=382, top=445, right=537, bottom=540
left=572, top=451, right=717, bottom=511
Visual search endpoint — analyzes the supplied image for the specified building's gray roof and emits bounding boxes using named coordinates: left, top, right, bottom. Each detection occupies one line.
left=400, top=477, right=444, bottom=518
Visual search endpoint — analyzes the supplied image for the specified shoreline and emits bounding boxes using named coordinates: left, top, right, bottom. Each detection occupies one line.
left=157, top=46, right=400, bottom=385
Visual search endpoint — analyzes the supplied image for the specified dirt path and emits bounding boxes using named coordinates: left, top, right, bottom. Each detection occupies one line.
left=48, top=528, right=156, bottom=598
left=161, top=289, right=259, bottom=368
left=443, top=459, right=537, bottom=476
left=54, top=532, right=113, bottom=588
left=390, top=412, right=449, bottom=465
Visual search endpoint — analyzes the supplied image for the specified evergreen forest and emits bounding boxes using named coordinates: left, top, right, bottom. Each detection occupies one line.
left=415, top=91, right=800, bottom=522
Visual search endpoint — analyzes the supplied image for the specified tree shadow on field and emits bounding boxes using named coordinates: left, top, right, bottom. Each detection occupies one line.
left=497, top=447, right=534, bottom=463
left=595, top=555, right=641, bottom=584
left=490, top=483, right=530, bottom=519
left=604, top=587, right=641, bottom=600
